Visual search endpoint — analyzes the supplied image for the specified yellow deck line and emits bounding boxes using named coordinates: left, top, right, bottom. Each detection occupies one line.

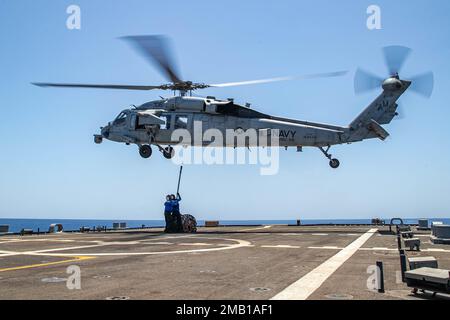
left=0, top=256, right=95, bottom=273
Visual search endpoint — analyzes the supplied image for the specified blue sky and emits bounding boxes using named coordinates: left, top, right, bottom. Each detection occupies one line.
left=0, top=0, right=449, bottom=220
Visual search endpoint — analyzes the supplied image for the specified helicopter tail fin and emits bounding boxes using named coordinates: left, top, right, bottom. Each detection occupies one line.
left=345, top=80, right=410, bottom=142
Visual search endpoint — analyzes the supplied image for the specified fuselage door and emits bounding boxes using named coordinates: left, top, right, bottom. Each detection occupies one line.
left=152, top=113, right=173, bottom=144
left=174, top=114, right=191, bottom=130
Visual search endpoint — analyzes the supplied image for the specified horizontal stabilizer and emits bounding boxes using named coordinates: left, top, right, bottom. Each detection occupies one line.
left=368, top=119, right=390, bottom=140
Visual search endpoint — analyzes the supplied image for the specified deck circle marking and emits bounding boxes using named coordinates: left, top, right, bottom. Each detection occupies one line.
left=27, top=237, right=252, bottom=257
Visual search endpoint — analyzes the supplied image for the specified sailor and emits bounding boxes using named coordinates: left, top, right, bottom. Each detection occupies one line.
left=163, top=195, right=173, bottom=233
left=171, top=193, right=183, bottom=233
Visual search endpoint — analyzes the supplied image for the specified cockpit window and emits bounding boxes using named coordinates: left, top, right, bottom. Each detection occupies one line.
left=113, top=112, right=127, bottom=125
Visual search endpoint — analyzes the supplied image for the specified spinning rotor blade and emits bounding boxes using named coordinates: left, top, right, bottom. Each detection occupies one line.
left=409, top=71, right=434, bottom=98
left=383, top=45, right=412, bottom=75
left=353, top=46, right=434, bottom=102
left=32, top=83, right=162, bottom=91
left=121, top=35, right=182, bottom=83
left=210, top=76, right=293, bottom=88
left=210, top=71, right=348, bottom=88
left=354, top=68, right=383, bottom=94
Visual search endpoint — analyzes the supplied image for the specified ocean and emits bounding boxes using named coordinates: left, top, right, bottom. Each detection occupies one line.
left=1, top=217, right=449, bottom=233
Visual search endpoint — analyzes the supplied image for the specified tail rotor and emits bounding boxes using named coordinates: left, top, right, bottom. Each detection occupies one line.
left=354, top=46, right=434, bottom=100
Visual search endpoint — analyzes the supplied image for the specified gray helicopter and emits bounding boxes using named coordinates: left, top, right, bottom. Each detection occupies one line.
left=33, top=36, right=433, bottom=168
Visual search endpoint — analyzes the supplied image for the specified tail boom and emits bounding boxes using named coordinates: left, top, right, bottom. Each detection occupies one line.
left=345, top=79, right=411, bottom=143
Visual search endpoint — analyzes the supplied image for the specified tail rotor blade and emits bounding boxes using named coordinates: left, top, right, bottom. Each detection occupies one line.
left=121, top=35, right=182, bottom=84
left=383, top=45, right=412, bottom=75
left=410, top=71, right=434, bottom=98
left=354, top=68, right=383, bottom=94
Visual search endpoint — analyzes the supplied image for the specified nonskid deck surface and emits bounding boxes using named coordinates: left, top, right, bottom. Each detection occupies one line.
left=0, top=225, right=449, bottom=300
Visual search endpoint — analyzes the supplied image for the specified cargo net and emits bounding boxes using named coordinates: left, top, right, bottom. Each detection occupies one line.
left=181, top=214, right=197, bottom=233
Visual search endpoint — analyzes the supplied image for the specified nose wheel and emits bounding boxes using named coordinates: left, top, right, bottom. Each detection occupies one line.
left=318, top=146, right=340, bottom=169
left=139, top=145, right=152, bottom=158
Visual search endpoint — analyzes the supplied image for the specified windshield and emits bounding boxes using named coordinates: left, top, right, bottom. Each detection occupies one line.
left=113, top=112, right=127, bottom=125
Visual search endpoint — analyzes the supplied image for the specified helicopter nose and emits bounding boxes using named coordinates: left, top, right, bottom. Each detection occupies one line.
left=101, top=125, right=110, bottom=139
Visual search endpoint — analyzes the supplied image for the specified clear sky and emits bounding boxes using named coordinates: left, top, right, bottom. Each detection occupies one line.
left=1, top=0, right=449, bottom=220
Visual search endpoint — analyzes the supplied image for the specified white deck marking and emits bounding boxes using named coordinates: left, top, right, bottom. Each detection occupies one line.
left=271, top=228, right=378, bottom=300
left=424, top=248, right=446, bottom=252
left=0, top=243, right=115, bottom=257
left=28, top=238, right=252, bottom=256
left=139, top=242, right=173, bottom=245
left=96, top=241, right=141, bottom=245
left=238, top=225, right=272, bottom=232
left=261, top=245, right=300, bottom=249
left=311, top=233, right=328, bottom=236
left=0, top=237, right=251, bottom=258
left=0, top=250, right=18, bottom=257
left=27, top=244, right=109, bottom=254
left=0, top=239, right=77, bottom=244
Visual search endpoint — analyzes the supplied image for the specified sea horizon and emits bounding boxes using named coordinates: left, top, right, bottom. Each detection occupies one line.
left=1, top=217, right=449, bottom=233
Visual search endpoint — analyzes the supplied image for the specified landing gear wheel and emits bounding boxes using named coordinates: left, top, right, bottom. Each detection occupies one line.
left=318, top=146, right=340, bottom=169
left=163, top=146, right=174, bottom=159
left=139, top=145, right=152, bottom=159
left=329, top=158, right=340, bottom=169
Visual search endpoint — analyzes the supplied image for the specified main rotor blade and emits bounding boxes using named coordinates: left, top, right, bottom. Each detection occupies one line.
left=409, top=71, right=434, bottom=98
left=354, top=68, right=383, bottom=94
left=32, top=83, right=162, bottom=90
left=209, top=71, right=348, bottom=88
left=383, top=45, right=412, bottom=75
left=209, top=77, right=293, bottom=88
left=120, top=35, right=182, bottom=84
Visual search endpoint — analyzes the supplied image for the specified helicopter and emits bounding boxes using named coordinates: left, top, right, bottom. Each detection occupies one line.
left=33, top=36, right=434, bottom=168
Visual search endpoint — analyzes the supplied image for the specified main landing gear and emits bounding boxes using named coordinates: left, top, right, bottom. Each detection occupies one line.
left=162, top=146, right=175, bottom=159
left=318, top=146, right=340, bottom=169
left=139, top=145, right=152, bottom=158
left=138, top=145, right=174, bottom=160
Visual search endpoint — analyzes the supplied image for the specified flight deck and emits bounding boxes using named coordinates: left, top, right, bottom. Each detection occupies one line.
left=1, top=225, right=449, bottom=300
